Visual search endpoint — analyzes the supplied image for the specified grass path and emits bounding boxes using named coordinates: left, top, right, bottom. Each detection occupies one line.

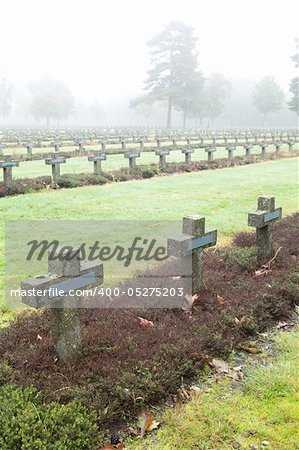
left=128, top=327, right=299, bottom=449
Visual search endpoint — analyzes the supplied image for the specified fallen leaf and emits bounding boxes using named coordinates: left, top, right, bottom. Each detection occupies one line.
left=237, top=344, right=262, bottom=354
left=138, top=411, right=159, bottom=438
left=216, top=294, right=228, bottom=305
left=138, top=317, right=154, bottom=329
left=276, top=321, right=288, bottom=329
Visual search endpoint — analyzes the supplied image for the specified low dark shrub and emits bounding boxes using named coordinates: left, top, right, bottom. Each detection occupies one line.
left=0, top=385, right=102, bottom=450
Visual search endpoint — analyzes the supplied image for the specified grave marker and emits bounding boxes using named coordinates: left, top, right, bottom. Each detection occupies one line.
left=45, top=157, right=66, bottom=182
left=124, top=150, right=140, bottom=170
left=244, top=143, right=253, bottom=157
left=205, top=146, right=216, bottom=162
left=182, top=146, right=194, bottom=163
left=21, top=247, right=103, bottom=362
left=0, top=144, right=6, bottom=157
left=248, top=196, right=282, bottom=264
left=226, top=144, right=235, bottom=160
left=260, top=142, right=268, bottom=157
left=168, top=216, right=217, bottom=294
left=155, top=148, right=169, bottom=168
left=88, top=153, right=106, bottom=175
left=0, top=160, right=19, bottom=185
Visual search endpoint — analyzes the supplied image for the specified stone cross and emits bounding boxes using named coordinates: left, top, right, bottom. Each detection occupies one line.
left=100, top=139, right=107, bottom=152
left=121, top=139, right=127, bottom=150
left=0, top=144, right=6, bottom=157
left=205, top=146, right=217, bottom=162
left=260, top=143, right=268, bottom=157
left=172, top=137, right=177, bottom=147
left=45, top=157, right=66, bottom=182
left=248, top=196, right=282, bottom=264
left=226, top=144, right=235, bottom=160
left=182, top=146, right=194, bottom=163
left=274, top=141, right=282, bottom=154
left=25, top=142, right=33, bottom=156
left=287, top=140, right=294, bottom=151
left=139, top=138, right=145, bottom=149
left=88, top=153, right=106, bottom=175
left=223, top=136, right=228, bottom=144
left=244, top=143, right=253, bottom=157
left=168, top=216, right=217, bottom=294
left=75, top=139, right=86, bottom=154
left=0, top=160, right=19, bottom=185
left=186, top=137, right=191, bottom=145
left=124, top=150, right=140, bottom=170
left=156, top=137, right=161, bottom=149
left=21, top=246, right=103, bottom=362
left=155, top=148, right=169, bottom=168
left=51, top=141, right=62, bottom=152
left=200, top=136, right=205, bottom=145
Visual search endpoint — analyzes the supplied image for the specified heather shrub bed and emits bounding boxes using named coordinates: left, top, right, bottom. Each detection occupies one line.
left=0, top=214, right=297, bottom=439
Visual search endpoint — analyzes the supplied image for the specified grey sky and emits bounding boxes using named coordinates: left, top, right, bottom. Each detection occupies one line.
left=1, top=0, right=298, bottom=103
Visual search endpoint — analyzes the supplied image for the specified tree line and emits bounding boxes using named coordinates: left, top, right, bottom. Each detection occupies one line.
left=0, top=23, right=298, bottom=128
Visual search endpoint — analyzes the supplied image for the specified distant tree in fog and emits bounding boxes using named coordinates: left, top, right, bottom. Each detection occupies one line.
left=288, top=38, right=299, bottom=116
left=252, top=76, right=284, bottom=125
left=202, top=73, right=231, bottom=126
left=0, top=76, right=14, bottom=122
left=131, top=21, right=203, bottom=128
left=28, top=77, right=74, bottom=126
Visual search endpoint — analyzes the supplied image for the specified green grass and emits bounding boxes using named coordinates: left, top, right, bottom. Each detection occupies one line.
left=1, top=144, right=295, bottom=181
left=128, top=328, right=299, bottom=449
left=0, top=157, right=298, bottom=308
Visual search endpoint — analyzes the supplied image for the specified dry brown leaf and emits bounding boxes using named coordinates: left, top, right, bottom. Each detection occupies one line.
left=137, top=317, right=154, bottom=329
left=216, top=294, right=228, bottom=305
left=138, top=411, right=159, bottom=438
left=210, top=358, right=230, bottom=373
left=237, top=343, right=262, bottom=354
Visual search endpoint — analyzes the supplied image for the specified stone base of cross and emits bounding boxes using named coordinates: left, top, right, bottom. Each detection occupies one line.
left=45, top=157, right=66, bottom=182
left=21, top=246, right=104, bottom=362
left=168, top=216, right=217, bottom=294
left=248, top=196, right=282, bottom=265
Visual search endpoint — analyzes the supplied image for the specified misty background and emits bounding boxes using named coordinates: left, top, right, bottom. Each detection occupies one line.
left=0, top=0, right=298, bottom=128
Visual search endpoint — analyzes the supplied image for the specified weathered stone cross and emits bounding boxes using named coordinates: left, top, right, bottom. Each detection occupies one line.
left=88, top=153, right=106, bottom=175
left=21, top=247, right=104, bottom=362
left=124, top=150, right=140, bottom=170
left=205, top=146, right=217, bottom=162
left=155, top=148, right=169, bottom=168
left=45, top=157, right=66, bottom=182
left=168, top=216, right=217, bottom=294
left=182, top=146, right=194, bottom=163
left=226, top=144, right=235, bottom=160
left=248, top=196, right=282, bottom=264
left=0, top=160, right=20, bottom=185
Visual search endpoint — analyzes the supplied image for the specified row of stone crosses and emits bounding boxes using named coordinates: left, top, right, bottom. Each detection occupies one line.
left=0, top=140, right=296, bottom=186
left=1, top=127, right=298, bottom=146
left=19, top=195, right=281, bottom=363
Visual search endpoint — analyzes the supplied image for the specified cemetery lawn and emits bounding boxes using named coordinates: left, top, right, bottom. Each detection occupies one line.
left=0, top=157, right=298, bottom=308
left=128, top=327, right=299, bottom=450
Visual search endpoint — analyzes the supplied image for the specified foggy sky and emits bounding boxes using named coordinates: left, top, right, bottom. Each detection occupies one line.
left=1, top=0, right=298, bottom=105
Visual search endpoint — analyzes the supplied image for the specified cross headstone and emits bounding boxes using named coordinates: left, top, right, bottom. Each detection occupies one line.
left=45, top=157, right=66, bottom=182
left=156, top=138, right=161, bottom=149
left=88, top=153, right=106, bottom=175
left=51, top=140, right=62, bottom=152
left=21, top=246, right=104, bottom=362
left=25, top=142, right=33, bottom=156
left=0, top=160, right=19, bottom=186
left=139, top=138, right=145, bottom=149
left=226, top=144, right=235, bottom=160
left=182, top=146, right=194, bottom=164
left=260, top=142, right=268, bottom=157
left=274, top=141, right=282, bottom=154
left=100, top=139, right=107, bottom=152
left=244, top=143, right=253, bottom=157
left=186, top=137, right=191, bottom=145
left=167, top=216, right=217, bottom=294
left=172, top=137, right=177, bottom=147
left=248, top=196, right=282, bottom=264
left=287, top=140, right=294, bottom=151
left=155, top=148, right=169, bottom=168
left=205, top=146, right=217, bottom=162
left=121, top=139, right=127, bottom=150
left=124, top=150, right=140, bottom=170
left=0, top=144, right=6, bottom=157
left=75, top=139, right=86, bottom=154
